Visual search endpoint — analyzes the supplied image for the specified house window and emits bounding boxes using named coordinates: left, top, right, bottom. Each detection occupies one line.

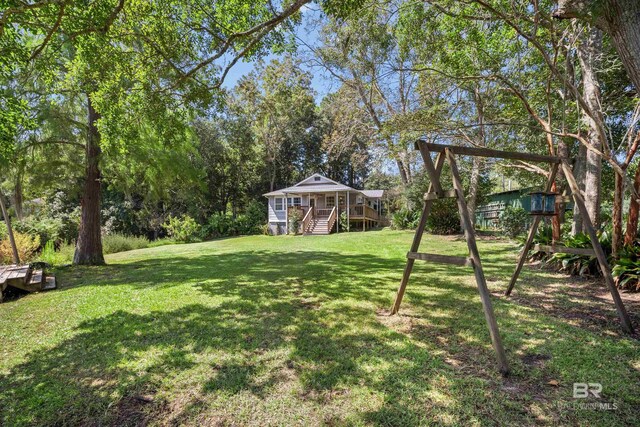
left=356, top=195, right=364, bottom=205
left=326, top=196, right=335, bottom=207
left=275, top=197, right=284, bottom=211
left=314, top=176, right=321, bottom=181
left=287, top=197, right=301, bottom=207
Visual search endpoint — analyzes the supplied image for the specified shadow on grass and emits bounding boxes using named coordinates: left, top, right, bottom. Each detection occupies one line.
left=1, top=243, right=639, bottom=425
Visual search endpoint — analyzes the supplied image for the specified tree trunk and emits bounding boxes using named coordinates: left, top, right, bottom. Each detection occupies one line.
left=612, top=171, right=624, bottom=256
left=572, top=144, right=587, bottom=235
left=576, top=25, right=604, bottom=228
left=396, top=156, right=410, bottom=187
left=624, top=164, right=640, bottom=246
left=73, top=95, right=105, bottom=265
left=555, top=0, right=640, bottom=91
left=13, top=176, right=24, bottom=221
left=0, top=192, right=20, bottom=264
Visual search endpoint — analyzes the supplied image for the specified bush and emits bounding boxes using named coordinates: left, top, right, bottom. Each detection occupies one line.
left=13, top=216, right=64, bottom=247
left=102, top=233, right=150, bottom=254
left=613, top=244, right=640, bottom=291
left=0, top=231, right=41, bottom=264
left=38, top=240, right=75, bottom=266
left=164, top=215, right=201, bottom=242
left=499, top=206, right=529, bottom=238
left=205, top=213, right=235, bottom=238
left=288, top=209, right=303, bottom=235
left=391, top=208, right=419, bottom=230
left=339, top=211, right=349, bottom=232
left=426, top=199, right=461, bottom=235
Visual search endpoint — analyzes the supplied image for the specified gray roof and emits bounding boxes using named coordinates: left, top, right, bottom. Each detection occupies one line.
left=361, top=190, right=384, bottom=198
left=263, top=173, right=384, bottom=198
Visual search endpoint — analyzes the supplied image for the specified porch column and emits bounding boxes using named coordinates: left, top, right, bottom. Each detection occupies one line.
left=284, top=192, right=288, bottom=234
left=335, top=191, right=339, bottom=233
left=347, top=191, right=350, bottom=232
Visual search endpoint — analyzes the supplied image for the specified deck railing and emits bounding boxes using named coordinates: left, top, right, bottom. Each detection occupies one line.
left=316, top=208, right=333, bottom=217
left=301, top=207, right=314, bottom=233
left=349, top=205, right=379, bottom=220
left=327, top=207, right=337, bottom=232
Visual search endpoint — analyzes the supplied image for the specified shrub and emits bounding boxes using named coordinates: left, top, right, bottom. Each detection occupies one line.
left=391, top=208, right=419, bottom=230
left=205, top=213, right=235, bottom=238
left=13, top=216, right=64, bottom=247
left=38, top=240, right=75, bottom=266
left=0, top=231, right=41, bottom=264
left=164, top=215, right=201, bottom=242
left=339, top=211, right=349, bottom=232
left=550, top=233, right=598, bottom=276
left=499, top=206, right=529, bottom=238
left=426, top=199, right=461, bottom=235
left=102, top=233, right=150, bottom=254
left=288, top=209, right=303, bottom=235
left=613, top=244, right=640, bottom=291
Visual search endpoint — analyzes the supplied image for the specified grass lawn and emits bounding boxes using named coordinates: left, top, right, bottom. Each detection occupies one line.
left=1, top=230, right=639, bottom=426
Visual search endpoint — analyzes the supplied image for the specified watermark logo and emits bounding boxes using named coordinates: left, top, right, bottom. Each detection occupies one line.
left=573, top=383, right=602, bottom=399
left=556, top=382, right=618, bottom=411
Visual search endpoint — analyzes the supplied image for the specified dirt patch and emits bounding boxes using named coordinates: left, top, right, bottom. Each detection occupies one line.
left=507, top=270, right=640, bottom=339
left=521, top=353, right=552, bottom=369
left=106, top=394, right=158, bottom=427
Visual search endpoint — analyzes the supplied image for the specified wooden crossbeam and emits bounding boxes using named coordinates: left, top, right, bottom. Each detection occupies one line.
left=424, top=189, right=457, bottom=200
left=416, top=140, right=562, bottom=164
left=534, top=244, right=595, bottom=256
left=407, top=251, right=473, bottom=267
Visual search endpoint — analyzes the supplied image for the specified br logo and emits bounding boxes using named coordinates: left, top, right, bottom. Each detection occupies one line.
left=573, top=383, right=602, bottom=398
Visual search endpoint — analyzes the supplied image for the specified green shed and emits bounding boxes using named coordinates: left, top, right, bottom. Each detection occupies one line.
left=476, top=187, right=573, bottom=229
left=476, top=188, right=533, bottom=229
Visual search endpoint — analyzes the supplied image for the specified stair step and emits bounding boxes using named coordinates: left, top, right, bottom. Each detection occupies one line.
left=43, top=276, right=57, bottom=290
left=29, top=269, right=44, bottom=287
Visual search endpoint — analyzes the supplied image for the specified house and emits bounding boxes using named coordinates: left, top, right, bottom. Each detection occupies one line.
left=263, top=174, right=385, bottom=235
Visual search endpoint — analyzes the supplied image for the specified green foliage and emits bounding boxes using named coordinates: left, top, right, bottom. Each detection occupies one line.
left=13, top=217, right=63, bottom=248
left=613, top=244, right=640, bottom=291
left=288, top=209, right=303, bottom=235
left=37, top=240, right=75, bottom=266
left=164, top=215, right=201, bottom=243
left=426, top=199, right=461, bottom=235
left=339, top=211, right=349, bottom=232
left=102, top=233, right=151, bottom=255
left=499, top=206, right=529, bottom=238
left=0, top=231, right=40, bottom=264
left=550, top=233, right=599, bottom=276
left=391, top=208, right=419, bottom=230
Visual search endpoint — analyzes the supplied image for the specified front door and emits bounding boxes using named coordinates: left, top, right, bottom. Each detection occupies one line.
left=309, top=197, right=315, bottom=213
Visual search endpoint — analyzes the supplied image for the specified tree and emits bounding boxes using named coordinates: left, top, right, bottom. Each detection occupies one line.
left=233, top=56, right=318, bottom=191
left=2, top=0, right=312, bottom=264
left=554, top=0, right=640, bottom=92
left=309, top=3, right=421, bottom=187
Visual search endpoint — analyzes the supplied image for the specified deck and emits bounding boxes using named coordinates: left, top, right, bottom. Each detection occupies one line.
left=0, top=264, right=57, bottom=301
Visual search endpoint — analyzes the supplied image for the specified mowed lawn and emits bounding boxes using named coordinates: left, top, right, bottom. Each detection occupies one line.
left=1, top=230, right=639, bottom=426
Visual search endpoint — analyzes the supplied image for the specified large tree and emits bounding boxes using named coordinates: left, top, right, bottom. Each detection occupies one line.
left=2, top=0, right=312, bottom=264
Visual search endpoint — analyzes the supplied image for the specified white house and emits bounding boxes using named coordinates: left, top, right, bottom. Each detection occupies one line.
left=263, top=173, right=385, bottom=235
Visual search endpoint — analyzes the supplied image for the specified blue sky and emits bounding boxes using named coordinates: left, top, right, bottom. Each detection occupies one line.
left=221, top=4, right=333, bottom=101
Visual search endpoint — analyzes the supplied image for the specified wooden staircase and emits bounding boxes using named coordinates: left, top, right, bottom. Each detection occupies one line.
left=304, top=207, right=337, bottom=235
left=0, top=264, right=57, bottom=302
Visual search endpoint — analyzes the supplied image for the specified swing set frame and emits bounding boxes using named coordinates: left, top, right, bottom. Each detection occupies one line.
left=391, top=140, right=634, bottom=375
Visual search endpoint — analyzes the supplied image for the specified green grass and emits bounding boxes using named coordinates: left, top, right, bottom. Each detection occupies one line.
left=1, top=230, right=638, bottom=426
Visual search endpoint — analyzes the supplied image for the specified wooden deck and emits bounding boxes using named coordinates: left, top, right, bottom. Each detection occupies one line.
left=0, top=264, right=57, bottom=302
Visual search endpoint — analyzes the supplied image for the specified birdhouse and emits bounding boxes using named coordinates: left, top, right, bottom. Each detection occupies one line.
left=544, top=193, right=558, bottom=215
left=529, top=191, right=545, bottom=215
left=529, top=191, right=557, bottom=216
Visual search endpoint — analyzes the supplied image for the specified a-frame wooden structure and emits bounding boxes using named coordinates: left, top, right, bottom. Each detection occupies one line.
left=391, top=141, right=634, bottom=375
